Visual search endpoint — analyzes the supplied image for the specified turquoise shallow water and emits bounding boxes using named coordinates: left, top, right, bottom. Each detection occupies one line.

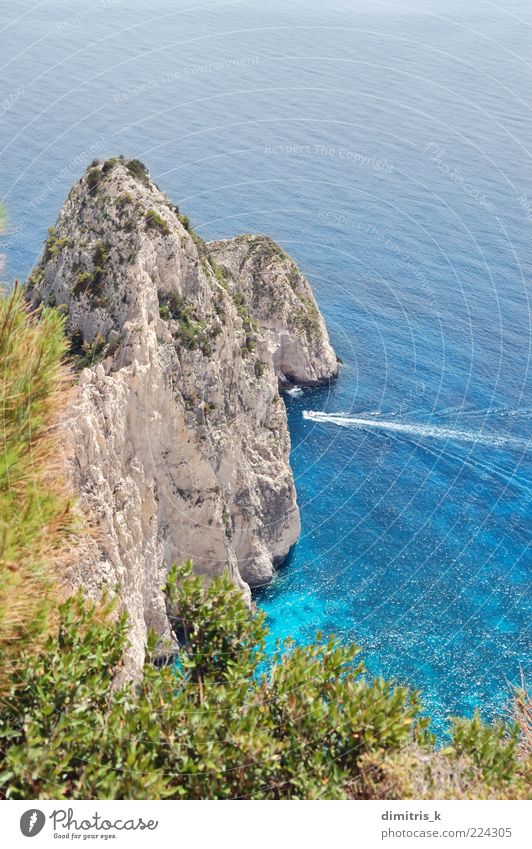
left=1, top=0, right=531, bottom=734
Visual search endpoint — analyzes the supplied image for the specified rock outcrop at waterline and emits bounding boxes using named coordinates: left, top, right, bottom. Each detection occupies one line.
left=26, top=157, right=337, bottom=674
left=207, top=235, right=338, bottom=386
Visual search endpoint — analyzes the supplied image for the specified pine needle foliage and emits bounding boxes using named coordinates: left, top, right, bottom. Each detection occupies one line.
left=0, top=286, right=74, bottom=674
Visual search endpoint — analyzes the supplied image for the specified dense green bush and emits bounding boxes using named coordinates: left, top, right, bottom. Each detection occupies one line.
left=91, top=240, right=110, bottom=289
left=451, top=711, right=519, bottom=783
left=93, top=240, right=109, bottom=268
left=126, top=158, right=149, bottom=184
left=102, top=158, right=119, bottom=174
left=0, top=563, right=430, bottom=799
left=1, top=560, right=526, bottom=800
left=206, top=255, right=228, bottom=287
left=159, top=292, right=212, bottom=355
left=86, top=167, right=102, bottom=192
left=145, top=209, right=170, bottom=235
left=71, top=242, right=109, bottom=300
left=43, top=227, right=72, bottom=262
left=177, top=212, right=207, bottom=253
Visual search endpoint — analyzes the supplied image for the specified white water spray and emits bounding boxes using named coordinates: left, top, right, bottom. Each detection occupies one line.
left=303, top=411, right=530, bottom=451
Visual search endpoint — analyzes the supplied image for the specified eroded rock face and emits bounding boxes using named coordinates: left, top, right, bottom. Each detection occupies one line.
left=208, top=235, right=339, bottom=386
left=27, top=158, right=337, bottom=675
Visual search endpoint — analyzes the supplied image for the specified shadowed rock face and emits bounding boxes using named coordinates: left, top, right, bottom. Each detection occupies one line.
left=27, top=157, right=337, bottom=675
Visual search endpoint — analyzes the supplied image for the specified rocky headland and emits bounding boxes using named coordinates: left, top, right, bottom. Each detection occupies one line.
left=27, top=157, right=337, bottom=674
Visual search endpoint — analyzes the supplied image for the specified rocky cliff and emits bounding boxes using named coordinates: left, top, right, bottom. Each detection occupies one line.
left=26, top=157, right=337, bottom=674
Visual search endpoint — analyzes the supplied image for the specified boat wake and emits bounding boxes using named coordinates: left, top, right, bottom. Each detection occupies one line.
left=302, top=411, right=531, bottom=451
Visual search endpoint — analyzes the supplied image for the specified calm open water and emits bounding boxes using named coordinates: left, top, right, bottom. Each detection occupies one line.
left=1, top=0, right=530, bottom=733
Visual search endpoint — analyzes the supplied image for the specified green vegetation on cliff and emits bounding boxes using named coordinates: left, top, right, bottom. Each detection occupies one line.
left=0, top=559, right=529, bottom=800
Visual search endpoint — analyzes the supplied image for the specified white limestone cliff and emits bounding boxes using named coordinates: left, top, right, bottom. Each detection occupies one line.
left=208, top=235, right=338, bottom=386
left=27, top=157, right=337, bottom=674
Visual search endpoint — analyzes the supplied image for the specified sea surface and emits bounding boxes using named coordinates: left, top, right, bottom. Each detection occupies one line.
left=1, top=0, right=531, bottom=734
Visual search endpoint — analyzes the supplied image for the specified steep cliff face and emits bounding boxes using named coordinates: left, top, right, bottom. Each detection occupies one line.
left=27, top=157, right=337, bottom=674
left=208, top=235, right=338, bottom=386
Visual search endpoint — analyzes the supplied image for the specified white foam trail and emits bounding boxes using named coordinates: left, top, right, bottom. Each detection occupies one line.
left=303, top=411, right=531, bottom=451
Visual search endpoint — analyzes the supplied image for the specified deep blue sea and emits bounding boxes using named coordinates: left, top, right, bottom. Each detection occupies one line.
left=1, top=0, right=530, bottom=734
